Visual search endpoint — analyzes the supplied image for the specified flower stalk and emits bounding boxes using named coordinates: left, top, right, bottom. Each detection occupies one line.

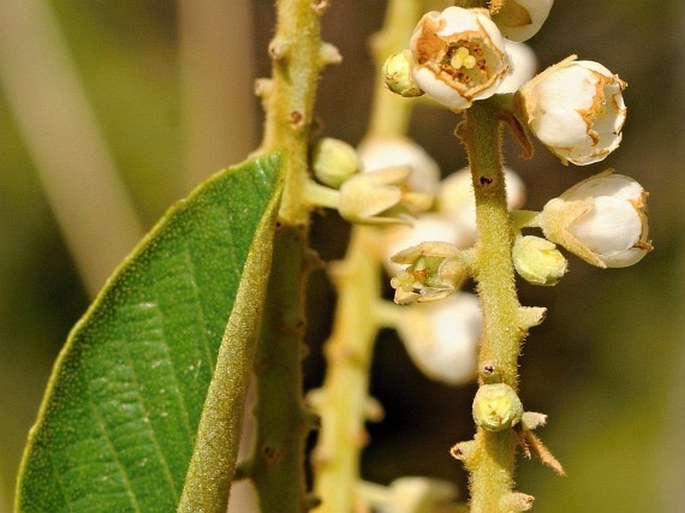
left=311, top=0, right=423, bottom=510
left=458, top=101, right=524, bottom=511
left=312, top=227, right=383, bottom=513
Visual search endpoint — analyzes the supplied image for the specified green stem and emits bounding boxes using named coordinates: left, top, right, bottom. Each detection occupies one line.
left=251, top=226, right=315, bottom=513
left=261, top=0, right=327, bottom=225
left=459, top=102, right=524, bottom=512
left=250, top=0, right=329, bottom=511
left=312, top=227, right=382, bottom=513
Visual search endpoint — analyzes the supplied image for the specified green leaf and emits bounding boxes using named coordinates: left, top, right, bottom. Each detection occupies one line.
left=16, top=154, right=283, bottom=513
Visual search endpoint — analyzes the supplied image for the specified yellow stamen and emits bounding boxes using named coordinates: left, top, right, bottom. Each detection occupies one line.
left=450, top=46, right=476, bottom=70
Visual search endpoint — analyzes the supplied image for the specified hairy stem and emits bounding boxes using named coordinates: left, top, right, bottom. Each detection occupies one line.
left=312, top=227, right=382, bottom=513
left=250, top=0, right=329, bottom=511
left=261, top=0, right=327, bottom=225
left=251, top=226, right=315, bottom=513
left=459, top=102, right=523, bottom=512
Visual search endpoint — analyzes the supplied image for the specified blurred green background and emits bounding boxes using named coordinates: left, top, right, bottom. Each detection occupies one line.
left=1, top=0, right=684, bottom=512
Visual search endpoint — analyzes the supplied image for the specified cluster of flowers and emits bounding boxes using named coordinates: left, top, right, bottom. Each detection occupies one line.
left=309, top=0, right=651, bottom=387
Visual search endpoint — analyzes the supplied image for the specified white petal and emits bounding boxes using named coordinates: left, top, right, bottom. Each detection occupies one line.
left=397, top=293, right=481, bottom=385
left=498, top=41, right=537, bottom=94
left=495, top=0, right=554, bottom=42
left=358, top=137, right=441, bottom=194
left=568, top=196, right=642, bottom=257
left=561, top=173, right=643, bottom=203
left=522, top=59, right=626, bottom=166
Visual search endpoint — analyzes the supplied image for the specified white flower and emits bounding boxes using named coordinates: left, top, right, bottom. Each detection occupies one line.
left=396, top=293, right=481, bottom=385
left=491, top=0, right=554, bottom=42
left=438, top=166, right=526, bottom=244
left=498, top=41, right=537, bottom=94
left=358, top=136, right=440, bottom=195
left=409, top=7, right=509, bottom=112
left=539, top=171, right=652, bottom=268
left=518, top=57, right=627, bottom=165
left=338, top=167, right=432, bottom=225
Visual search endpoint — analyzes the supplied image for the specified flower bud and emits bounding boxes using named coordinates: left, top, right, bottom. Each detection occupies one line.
left=409, top=6, right=510, bottom=111
left=472, top=383, right=523, bottom=432
left=383, top=50, right=424, bottom=98
left=390, top=242, right=467, bottom=304
left=518, top=57, right=627, bottom=165
left=491, top=0, right=554, bottom=42
left=539, top=171, right=652, bottom=268
left=512, top=235, right=568, bottom=286
left=438, top=166, right=526, bottom=244
left=338, top=167, right=432, bottom=225
left=358, top=136, right=440, bottom=195
left=312, top=137, right=361, bottom=188
left=396, top=293, right=481, bottom=385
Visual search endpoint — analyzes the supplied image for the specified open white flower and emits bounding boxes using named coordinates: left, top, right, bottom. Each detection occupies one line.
left=539, top=171, right=652, bottom=268
left=491, top=0, right=554, bottom=42
left=396, top=293, right=482, bottom=385
left=518, top=57, right=627, bottom=165
left=410, top=6, right=509, bottom=111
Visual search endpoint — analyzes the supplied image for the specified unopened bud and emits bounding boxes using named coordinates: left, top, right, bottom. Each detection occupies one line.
left=512, top=235, right=568, bottom=286
left=312, top=137, right=361, bottom=188
left=383, top=50, right=424, bottom=98
left=472, top=383, right=523, bottom=432
left=539, top=171, right=652, bottom=268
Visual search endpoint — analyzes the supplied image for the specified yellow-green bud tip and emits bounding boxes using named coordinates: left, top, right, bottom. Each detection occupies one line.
left=472, top=383, right=523, bottom=432
left=383, top=50, right=424, bottom=98
left=312, top=137, right=361, bottom=188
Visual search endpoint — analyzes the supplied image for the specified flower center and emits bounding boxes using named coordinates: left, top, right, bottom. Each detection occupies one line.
left=450, top=46, right=477, bottom=70
left=442, top=41, right=489, bottom=86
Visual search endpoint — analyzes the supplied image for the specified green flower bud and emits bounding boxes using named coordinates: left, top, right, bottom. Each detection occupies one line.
left=512, top=235, right=568, bottom=286
left=383, top=50, right=424, bottom=98
left=472, top=383, right=523, bottom=432
left=312, top=137, right=361, bottom=188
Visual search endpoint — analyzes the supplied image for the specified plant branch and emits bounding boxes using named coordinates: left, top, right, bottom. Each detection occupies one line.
left=312, top=227, right=383, bottom=513
left=260, top=0, right=330, bottom=225
left=249, top=0, right=330, bottom=511
left=251, top=226, right=316, bottom=513
left=458, top=101, right=524, bottom=512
